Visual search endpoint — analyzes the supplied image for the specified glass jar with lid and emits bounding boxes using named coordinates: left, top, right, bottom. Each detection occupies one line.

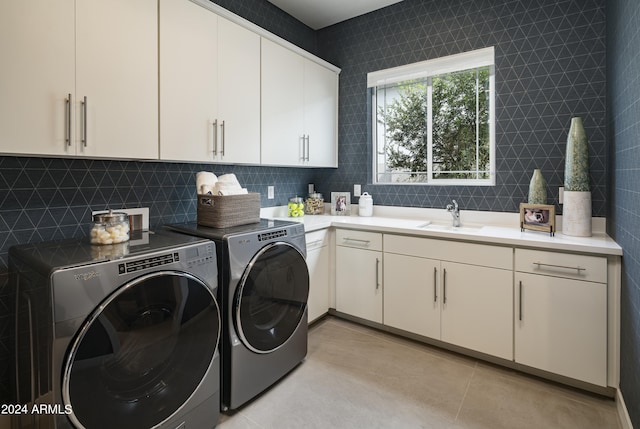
left=90, top=210, right=130, bottom=245
left=288, top=197, right=305, bottom=217
left=305, top=192, right=324, bottom=215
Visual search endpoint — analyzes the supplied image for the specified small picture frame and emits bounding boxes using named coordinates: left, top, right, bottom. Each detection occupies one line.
left=520, top=203, right=555, bottom=236
left=331, top=192, right=351, bottom=216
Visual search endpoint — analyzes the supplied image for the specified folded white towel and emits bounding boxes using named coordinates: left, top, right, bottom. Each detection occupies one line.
left=217, top=173, right=240, bottom=186
left=196, top=171, right=218, bottom=193
left=217, top=187, right=248, bottom=196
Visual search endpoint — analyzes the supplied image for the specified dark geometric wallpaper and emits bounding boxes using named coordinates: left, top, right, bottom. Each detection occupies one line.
left=316, top=0, right=607, bottom=215
left=608, top=0, right=640, bottom=426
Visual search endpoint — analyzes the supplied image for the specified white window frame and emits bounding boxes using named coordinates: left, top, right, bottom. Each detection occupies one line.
left=369, top=47, right=496, bottom=186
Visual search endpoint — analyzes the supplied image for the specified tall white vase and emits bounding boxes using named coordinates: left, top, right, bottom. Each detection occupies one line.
left=563, top=190, right=592, bottom=237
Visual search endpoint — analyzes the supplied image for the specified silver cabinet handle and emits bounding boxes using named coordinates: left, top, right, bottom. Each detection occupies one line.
left=306, top=239, right=324, bottom=248
left=443, top=268, right=447, bottom=304
left=65, top=94, right=72, bottom=146
left=300, top=135, right=306, bottom=161
left=81, top=96, right=88, bottom=147
left=220, top=120, right=225, bottom=156
left=519, top=280, right=523, bottom=321
left=212, top=119, right=218, bottom=156
left=375, top=258, right=380, bottom=290
left=305, top=134, right=310, bottom=161
left=343, top=238, right=371, bottom=246
left=433, top=267, right=438, bottom=303
left=533, top=262, right=586, bottom=273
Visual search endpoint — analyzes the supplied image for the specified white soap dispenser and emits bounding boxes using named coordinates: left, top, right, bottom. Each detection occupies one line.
left=358, top=192, right=373, bottom=217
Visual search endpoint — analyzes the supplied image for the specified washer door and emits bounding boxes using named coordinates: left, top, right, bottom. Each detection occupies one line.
left=62, top=271, right=220, bottom=429
left=235, top=242, right=309, bottom=353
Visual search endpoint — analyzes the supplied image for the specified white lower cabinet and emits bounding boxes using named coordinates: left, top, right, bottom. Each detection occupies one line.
left=383, top=234, right=513, bottom=360
left=306, top=229, right=330, bottom=323
left=335, top=230, right=383, bottom=323
left=515, top=249, right=608, bottom=386
left=440, top=261, right=513, bottom=360
left=384, top=253, right=440, bottom=338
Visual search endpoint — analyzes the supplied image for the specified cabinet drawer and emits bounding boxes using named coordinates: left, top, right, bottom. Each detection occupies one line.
left=384, top=234, right=512, bottom=270
left=336, top=229, right=382, bottom=251
left=305, top=229, right=329, bottom=250
left=515, top=249, right=606, bottom=283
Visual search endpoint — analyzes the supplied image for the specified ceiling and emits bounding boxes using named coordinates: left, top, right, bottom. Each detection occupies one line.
left=267, top=0, right=404, bottom=30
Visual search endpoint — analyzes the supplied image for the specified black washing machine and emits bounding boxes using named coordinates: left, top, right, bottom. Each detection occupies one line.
left=10, top=230, right=221, bottom=429
left=166, top=219, right=309, bottom=411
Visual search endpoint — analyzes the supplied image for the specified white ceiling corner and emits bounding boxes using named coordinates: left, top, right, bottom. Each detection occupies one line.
left=267, top=0, right=404, bottom=30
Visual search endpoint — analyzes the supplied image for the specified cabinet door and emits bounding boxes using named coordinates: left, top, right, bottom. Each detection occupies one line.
left=261, top=38, right=304, bottom=166
left=0, top=0, right=75, bottom=156
left=384, top=253, right=440, bottom=339
left=335, top=246, right=383, bottom=323
left=306, top=244, right=330, bottom=323
left=76, top=0, right=158, bottom=159
left=217, top=17, right=261, bottom=164
left=304, top=59, right=338, bottom=167
left=515, top=272, right=607, bottom=386
left=159, top=0, right=218, bottom=162
left=441, top=262, right=513, bottom=360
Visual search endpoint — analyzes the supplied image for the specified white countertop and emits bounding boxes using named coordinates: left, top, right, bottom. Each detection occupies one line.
left=261, top=205, right=622, bottom=256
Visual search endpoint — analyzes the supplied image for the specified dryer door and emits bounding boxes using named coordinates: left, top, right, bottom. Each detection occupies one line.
left=62, top=271, right=220, bottom=429
left=235, top=242, right=309, bottom=353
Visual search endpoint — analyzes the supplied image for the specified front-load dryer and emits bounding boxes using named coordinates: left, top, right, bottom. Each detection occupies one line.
left=10, top=230, right=221, bottom=429
left=166, top=219, right=309, bottom=411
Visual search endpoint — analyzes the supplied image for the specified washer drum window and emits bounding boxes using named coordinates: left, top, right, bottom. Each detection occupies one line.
left=62, top=271, right=220, bottom=429
left=235, top=242, right=309, bottom=354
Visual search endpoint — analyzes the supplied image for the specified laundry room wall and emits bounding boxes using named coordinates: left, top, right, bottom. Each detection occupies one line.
left=0, top=0, right=323, bottom=405
left=315, top=0, right=607, bottom=215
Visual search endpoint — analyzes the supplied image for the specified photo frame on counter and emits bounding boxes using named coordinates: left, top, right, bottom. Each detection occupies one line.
left=331, top=192, right=351, bottom=215
left=520, top=203, right=555, bottom=236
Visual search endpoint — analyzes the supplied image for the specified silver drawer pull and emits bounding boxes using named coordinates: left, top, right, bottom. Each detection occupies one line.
left=306, top=239, right=324, bottom=248
left=343, top=238, right=371, bottom=245
left=532, top=262, right=586, bottom=273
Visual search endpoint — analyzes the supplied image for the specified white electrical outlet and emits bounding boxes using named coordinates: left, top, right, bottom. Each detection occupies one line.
left=559, top=187, right=564, bottom=204
left=268, top=186, right=275, bottom=199
left=308, top=183, right=314, bottom=193
left=354, top=184, right=361, bottom=197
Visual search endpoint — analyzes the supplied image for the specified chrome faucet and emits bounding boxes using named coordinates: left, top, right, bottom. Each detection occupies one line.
left=446, top=199, right=461, bottom=227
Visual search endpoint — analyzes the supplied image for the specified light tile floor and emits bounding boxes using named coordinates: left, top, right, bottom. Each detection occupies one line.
left=217, top=317, right=621, bottom=429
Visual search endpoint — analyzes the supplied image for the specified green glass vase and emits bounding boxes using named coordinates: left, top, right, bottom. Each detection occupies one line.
left=564, top=117, right=590, bottom=191
left=528, top=169, right=547, bottom=204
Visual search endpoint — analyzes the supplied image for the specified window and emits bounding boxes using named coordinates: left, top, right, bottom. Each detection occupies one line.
left=369, top=47, right=495, bottom=185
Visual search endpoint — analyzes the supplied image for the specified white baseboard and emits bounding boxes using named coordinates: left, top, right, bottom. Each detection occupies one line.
left=617, top=389, right=634, bottom=429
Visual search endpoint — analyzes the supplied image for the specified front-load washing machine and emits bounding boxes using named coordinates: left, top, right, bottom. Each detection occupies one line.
left=10, top=230, right=221, bottom=429
left=166, top=219, right=309, bottom=411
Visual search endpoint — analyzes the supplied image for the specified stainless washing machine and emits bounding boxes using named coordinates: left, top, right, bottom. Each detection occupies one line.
left=166, top=219, right=309, bottom=411
left=10, top=230, right=221, bottom=429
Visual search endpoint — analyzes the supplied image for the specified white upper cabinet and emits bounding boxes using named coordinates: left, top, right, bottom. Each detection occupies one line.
left=160, top=0, right=261, bottom=164
left=261, top=38, right=338, bottom=167
left=1, top=0, right=158, bottom=159
left=216, top=17, right=261, bottom=164
left=261, top=39, right=305, bottom=166
left=76, top=0, right=158, bottom=159
left=304, top=59, right=339, bottom=167
left=159, top=0, right=218, bottom=162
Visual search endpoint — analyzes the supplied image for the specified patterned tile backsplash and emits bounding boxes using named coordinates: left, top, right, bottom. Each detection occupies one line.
left=316, top=0, right=607, bottom=215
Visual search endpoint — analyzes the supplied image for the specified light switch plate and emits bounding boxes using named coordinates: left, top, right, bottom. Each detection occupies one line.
left=268, top=186, right=275, bottom=199
left=354, top=184, right=361, bottom=197
left=308, top=183, right=314, bottom=193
